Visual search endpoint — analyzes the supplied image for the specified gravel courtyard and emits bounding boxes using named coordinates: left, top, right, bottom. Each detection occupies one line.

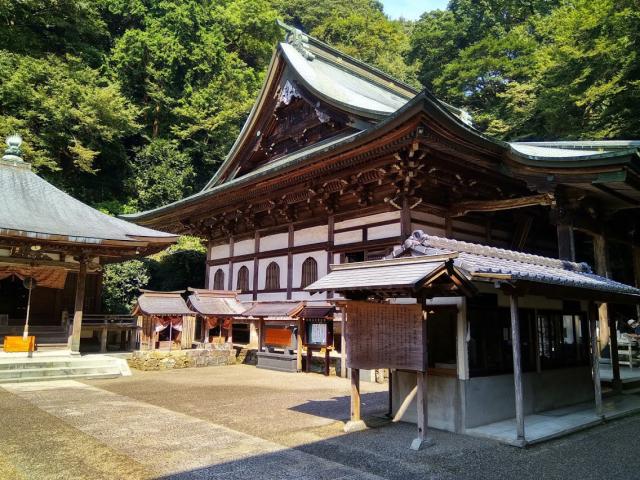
left=1, top=364, right=640, bottom=479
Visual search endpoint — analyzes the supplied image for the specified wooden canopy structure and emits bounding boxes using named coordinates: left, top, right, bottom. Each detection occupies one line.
left=0, top=136, right=178, bottom=352
left=186, top=288, right=247, bottom=343
left=132, top=291, right=195, bottom=350
left=306, top=231, right=640, bottom=448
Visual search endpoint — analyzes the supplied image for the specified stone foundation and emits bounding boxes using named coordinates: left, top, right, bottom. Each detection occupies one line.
left=129, top=345, right=235, bottom=371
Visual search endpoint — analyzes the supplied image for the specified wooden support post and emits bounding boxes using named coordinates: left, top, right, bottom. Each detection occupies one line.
left=589, top=303, right=604, bottom=418
left=324, top=347, right=330, bottom=376
left=69, top=257, right=87, bottom=354
left=556, top=223, right=575, bottom=261
left=593, top=234, right=611, bottom=354
left=258, top=318, right=264, bottom=352
left=509, top=295, right=525, bottom=445
left=306, top=346, right=312, bottom=373
left=401, top=197, right=411, bottom=240
left=411, top=370, right=433, bottom=450
left=387, top=370, right=393, bottom=417
left=608, top=312, right=622, bottom=393
left=286, top=224, right=293, bottom=300
left=296, top=318, right=303, bottom=372
left=248, top=320, right=259, bottom=347
left=227, top=320, right=233, bottom=344
left=340, top=327, right=347, bottom=378
left=129, top=327, right=137, bottom=351
left=344, top=368, right=366, bottom=433
left=100, top=326, right=108, bottom=353
left=633, top=247, right=640, bottom=320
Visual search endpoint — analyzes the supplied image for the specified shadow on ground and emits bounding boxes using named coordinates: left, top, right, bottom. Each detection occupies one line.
left=289, top=391, right=388, bottom=421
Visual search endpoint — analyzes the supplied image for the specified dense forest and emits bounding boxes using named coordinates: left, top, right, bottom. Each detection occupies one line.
left=2, top=0, right=639, bottom=212
left=1, top=1, right=639, bottom=310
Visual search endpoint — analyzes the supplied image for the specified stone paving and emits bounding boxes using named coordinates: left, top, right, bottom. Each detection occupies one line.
left=2, top=365, right=640, bottom=480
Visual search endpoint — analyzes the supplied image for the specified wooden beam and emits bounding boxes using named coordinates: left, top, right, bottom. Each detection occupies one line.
left=509, top=295, right=525, bottom=445
left=287, top=224, right=294, bottom=299
left=410, top=370, right=433, bottom=450
left=69, top=257, right=87, bottom=353
left=634, top=247, right=640, bottom=320
left=252, top=231, right=260, bottom=301
left=556, top=223, right=575, bottom=261
left=450, top=193, right=554, bottom=217
left=592, top=234, right=612, bottom=354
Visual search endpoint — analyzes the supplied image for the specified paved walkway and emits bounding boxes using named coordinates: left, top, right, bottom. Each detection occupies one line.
left=2, top=380, right=381, bottom=480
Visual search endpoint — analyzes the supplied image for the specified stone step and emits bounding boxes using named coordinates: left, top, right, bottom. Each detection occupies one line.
left=0, top=365, right=122, bottom=381
left=0, top=372, right=123, bottom=384
left=0, top=359, right=120, bottom=370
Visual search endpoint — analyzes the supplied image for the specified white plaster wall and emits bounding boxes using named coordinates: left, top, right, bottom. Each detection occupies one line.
left=257, top=292, right=288, bottom=301
left=368, top=222, right=400, bottom=241
left=238, top=293, right=253, bottom=303
left=292, top=251, right=327, bottom=289
left=234, top=238, right=254, bottom=256
left=258, top=256, right=287, bottom=289
left=294, top=225, right=327, bottom=246
left=334, top=211, right=400, bottom=230
left=260, top=232, right=289, bottom=252
left=334, top=230, right=362, bottom=245
left=210, top=243, right=230, bottom=260
left=0, top=248, right=10, bottom=257
left=292, top=291, right=328, bottom=301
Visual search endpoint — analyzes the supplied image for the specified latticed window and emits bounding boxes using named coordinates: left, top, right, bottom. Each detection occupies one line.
left=236, top=266, right=249, bottom=292
left=300, top=257, right=318, bottom=288
left=265, top=262, right=280, bottom=290
left=213, top=269, right=225, bottom=290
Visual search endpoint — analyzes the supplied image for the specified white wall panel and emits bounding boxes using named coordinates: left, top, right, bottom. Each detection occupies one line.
left=260, top=232, right=289, bottom=252
left=234, top=238, right=254, bottom=256
left=294, top=225, right=328, bottom=246
left=210, top=243, right=230, bottom=260
left=334, top=230, right=362, bottom=245
left=368, top=222, right=400, bottom=241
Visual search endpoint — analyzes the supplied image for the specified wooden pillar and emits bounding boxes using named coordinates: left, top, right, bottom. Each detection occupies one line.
left=593, top=234, right=611, bottom=354
left=204, top=238, right=213, bottom=289
left=258, top=318, right=265, bottom=352
left=286, top=224, right=294, bottom=300
left=608, top=312, right=622, bottom=392
left=509, top=295, right=525, bottom=445
left=344, top=368, right=366, bottom=432
left=252, top=231, right=260, bottom=301
left=296, top=318, right=303, bottom=372
left=69, top=257, right=87, bottom=353
left=327, top=215, right=334, bottom=300
left=588, top=303, right=603, bottom=417
left=340, top=324, right=347, bottom=378
left=227, top=236, right=234, bottom=291
left=100, top=326, right=108, bottom=353
left=401, top=197, right=411, bottom=240
left=411, top=370, right=432, bottom=450
left=248, top=320, right=259, bottom=347
left=227, top=320, right=233, bottom=344
left=556, top=223, right=575, bottom=261
left=387, top=370, right=393, bottom=417
left=633, top=247, right=640, bottom=320
left=129, top=326, right=138, bottom=351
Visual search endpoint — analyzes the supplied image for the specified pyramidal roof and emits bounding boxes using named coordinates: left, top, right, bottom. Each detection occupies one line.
left=0, top=138, right=177, bottom=250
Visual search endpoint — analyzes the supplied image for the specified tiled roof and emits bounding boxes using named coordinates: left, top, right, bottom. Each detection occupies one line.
left=307, top=231, right=640, bottom=299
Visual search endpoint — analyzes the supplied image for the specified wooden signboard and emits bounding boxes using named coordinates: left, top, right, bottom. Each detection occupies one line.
left=304, top=319, right=334, bottom=347
left=264, top=327, right=292, bottom=348
left=4, top=336, right=36, bottom=353
left=345, top=301, right=425, bottom=372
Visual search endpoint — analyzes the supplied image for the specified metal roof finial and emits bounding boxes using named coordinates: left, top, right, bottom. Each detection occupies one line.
left=3, top=133, right=23, bottom=162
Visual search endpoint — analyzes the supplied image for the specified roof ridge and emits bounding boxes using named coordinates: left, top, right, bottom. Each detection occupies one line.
left=409, top=231, right=592, bottom=273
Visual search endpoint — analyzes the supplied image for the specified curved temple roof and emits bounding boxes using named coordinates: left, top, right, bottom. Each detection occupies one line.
left=123, top=23, right=640, bottom=226
left=0, top=156, right=177, bottom=250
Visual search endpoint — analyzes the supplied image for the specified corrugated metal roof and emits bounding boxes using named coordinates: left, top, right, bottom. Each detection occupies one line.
left=133, top=291, right=193, bottom=316
left=0, top=160, right=177, bottom=246
left=306, top=256, right=449, bottom=292
left=242, top=302, right=304, bottom=318
left=187, top=290, right=247, bottom=317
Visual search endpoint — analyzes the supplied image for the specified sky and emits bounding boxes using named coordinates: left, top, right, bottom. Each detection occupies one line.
left=381, top=0, right=449, bottom=20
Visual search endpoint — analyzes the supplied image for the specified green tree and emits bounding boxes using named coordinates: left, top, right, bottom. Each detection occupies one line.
left=102, top=259, right=150, bottom=313
left=128, top=138, right=196, bottom=211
